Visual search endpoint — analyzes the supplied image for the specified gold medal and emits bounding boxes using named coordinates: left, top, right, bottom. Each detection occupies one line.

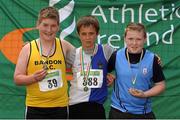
left=84, top=86, right=88, bottom=91
left=43, top=62, right=48, bottom=70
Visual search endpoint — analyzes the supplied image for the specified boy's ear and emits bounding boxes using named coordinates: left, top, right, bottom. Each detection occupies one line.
left=36, top=25, right=39, bottom=30
left=76, top=31, right=80, bottom=36
left=144, top=38, right=147, bottom=43
left=36, top=20, right=40, bottom=29
left=57, top=26, right=60, bottom=31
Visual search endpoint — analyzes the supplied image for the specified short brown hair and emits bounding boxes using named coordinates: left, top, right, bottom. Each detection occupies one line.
left=76, top=15, right=99, bottom=34
left=37, top=6, right=59, bottom=25
left=124, top=22, right=147, bottom=38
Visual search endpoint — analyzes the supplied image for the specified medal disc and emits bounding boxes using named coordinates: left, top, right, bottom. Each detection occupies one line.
left=43, top=64, right=48, bottom=70
left=84, top=86, right=88, bottom=91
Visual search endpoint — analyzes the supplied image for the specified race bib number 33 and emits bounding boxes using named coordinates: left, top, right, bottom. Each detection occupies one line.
left=39, top=70, right=63, bottom=92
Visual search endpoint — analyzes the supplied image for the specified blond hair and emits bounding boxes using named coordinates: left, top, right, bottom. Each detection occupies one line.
left=124, top=22, right=147, bottom=38
left=37, top=6, right=59, bottom=25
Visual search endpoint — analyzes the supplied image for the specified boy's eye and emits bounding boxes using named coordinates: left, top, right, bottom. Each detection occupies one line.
left=81, top=33, right=86, bottom=36
left=89, top=32, right=95, bottom=35
left=51, top=25, right=56, bottom=28
left=43, top=23, right=48, bottom=27
left=128, top=38, right=133, bottom=41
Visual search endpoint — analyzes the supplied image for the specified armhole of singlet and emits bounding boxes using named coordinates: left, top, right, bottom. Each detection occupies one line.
left=59, top=39, right=66, bottom=63
left=26, top=42, right=32, bottom=70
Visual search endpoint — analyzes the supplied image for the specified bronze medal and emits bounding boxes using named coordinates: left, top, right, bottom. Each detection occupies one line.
left=84, top=86, right=89, bottom=92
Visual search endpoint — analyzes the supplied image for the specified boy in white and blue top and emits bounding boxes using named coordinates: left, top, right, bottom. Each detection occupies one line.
left=67, top=15, right=114, bottom=119
left=108, top=23, right=165, bottom=119
left=69, top=44, right=108, bottom=105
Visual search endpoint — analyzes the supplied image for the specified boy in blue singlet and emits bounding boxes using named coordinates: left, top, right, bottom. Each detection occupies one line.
left=108, top=22, right=166, bottom=119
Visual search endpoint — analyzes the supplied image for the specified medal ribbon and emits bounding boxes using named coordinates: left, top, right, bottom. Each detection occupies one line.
left=80, top=45, right=96, bottom=89
left=38, top=39, right=54, bottom=69
left=126, top=49, right=143, bottom=86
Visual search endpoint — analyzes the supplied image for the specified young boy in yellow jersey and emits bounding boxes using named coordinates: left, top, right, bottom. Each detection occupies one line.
left=14, top=6, right=74, bottom=119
